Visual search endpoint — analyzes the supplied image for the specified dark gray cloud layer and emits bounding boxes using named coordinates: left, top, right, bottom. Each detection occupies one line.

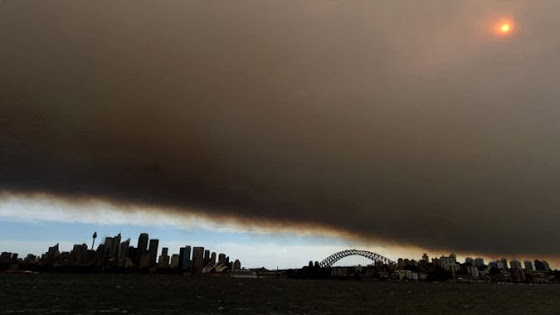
left=2, top=1, right=560, bottom=256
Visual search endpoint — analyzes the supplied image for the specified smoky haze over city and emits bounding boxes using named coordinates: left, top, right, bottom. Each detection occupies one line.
left=2, top=1, right=560, bottom=259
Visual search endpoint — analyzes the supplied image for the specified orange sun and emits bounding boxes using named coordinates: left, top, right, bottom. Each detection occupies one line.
left=500, top=23, right=511, bottom=33
left=495, top=19, right=514, bottom=36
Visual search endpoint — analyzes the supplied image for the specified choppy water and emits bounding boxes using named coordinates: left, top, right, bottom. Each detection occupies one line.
left=1, top=273, right=559, bottom=314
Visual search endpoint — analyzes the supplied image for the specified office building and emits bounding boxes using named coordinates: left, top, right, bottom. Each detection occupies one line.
left=210, top=252, right=217, bottom=264
left=524, top=260, right=534, bottom=271
left=534, top=260, right=551, bottom=271
left=179, top=246, right=191, bottom=270
left=119, top=238, right=130, bottom=261
left=218, top=253, right=226, bottom=265
left=170, top=254, right=180, bottom=268
left=192, top=247, right=205, bottom=273
left=111, top=233, right=121, bottom=258
left=158, top=247, right=170, bottom=268
left=499, top=258, right=508, bottom=269
left=148, top=239, right=159, bottom=267
left=103, top=237, right=114, bottom=258
left=136, top=233, right=149, bottom=266
left=70, top=244, right=88, bottom=265
left=439, top=254, right=457, bottom=271
left=510, top=259, right=522, bottom=270
left=474, top=258, right=485, bottom=267
left=233, top=259, right=241, bottom=270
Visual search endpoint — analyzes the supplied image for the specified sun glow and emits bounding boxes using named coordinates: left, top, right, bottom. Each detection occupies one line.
left=501, top=23, right=511, bottom=33
left=495, top=19, right=514, bottom=36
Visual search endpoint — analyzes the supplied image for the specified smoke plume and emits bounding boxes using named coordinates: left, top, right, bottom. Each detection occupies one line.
left=2, top=0, right=560, bottom=257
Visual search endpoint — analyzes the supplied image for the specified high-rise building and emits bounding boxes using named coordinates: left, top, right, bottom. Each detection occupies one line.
left=204, top=250, right=210, bottom=266
left=179, top=246, right=191, bottom=270
left=422, top=253, right=429, bottom=262
left=210, top=252, right=217, bottom=264
left=111, top=233, right=121, bottom=258
left=524, top=260, right=534, bottom=271
left=493, top=260, right=505, bottom=270
left=0, top=252, right=12, bottom=263
left=534, top=260, right=551, bottom=271
left=136, top=233, right=149, bottom=266
left=474, top=258, right=485, bottom=267
left=70, top=244, right=88, bottom=265
left=465, top=257, right=474, bottom=265
left=46, top=243, right=60, bottom=265
left=534, top=260, right=547, bottom=271
left=148, top=239, right=159, bottom=267
left=103, top=237, right=115, bottom=259
left=170, top=254, right=180, bottom=268
left=510, top=259, right=522, bottom=270
left=158, top=247, right=170, bottom=268
left=500, top=258, right=508, bottom=269
left=233, top=259, right=241, bottom=270
left=192, top=247, right=205, bottom=273
left=218, top=253, right=226, bottom=265
left=439, top=254, right=457, bottom=271
left=119, top=238, right=130, bottom=261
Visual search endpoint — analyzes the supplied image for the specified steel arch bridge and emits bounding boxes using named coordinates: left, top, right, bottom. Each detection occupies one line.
left=319, top=249, right=395, bottom=268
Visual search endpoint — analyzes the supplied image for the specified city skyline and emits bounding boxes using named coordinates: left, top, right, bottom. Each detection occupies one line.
left=1, top=229, right=555, bottom=281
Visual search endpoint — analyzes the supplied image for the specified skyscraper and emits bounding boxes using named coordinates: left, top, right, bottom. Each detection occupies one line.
left=158, top=247, right=169, bottom=268
left=210, top=252, right=217, bottom=264
left=103, top=237, right=114, bottom=258
left=118, top=238, right=130, bottom=261
left=474, top=258, right=485, bottom=267
left=136, top=233, right=149, bottom=266
left=534, top=260, right=547, bottom=271
left=111, top=233, right=121, bottom=258
left=233, top=259, right=241, bottom=270
left=524, top=260, right=534, bottom=271
left=192, top=247, right=204, bottom=273
left=148, top=239, right=159, bottom=268
left=218, top=253, right=226, bottom=265
left=179, top=246, right=191, bottom=270
left=170, top=254, right=180, bottom=268
left=499, top=258, right=508, bottom=269
left=510, top=259, right=522, bottom=270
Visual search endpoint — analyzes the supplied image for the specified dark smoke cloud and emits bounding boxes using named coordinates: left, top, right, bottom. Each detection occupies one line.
left=2, top=0, right=560, bottom=256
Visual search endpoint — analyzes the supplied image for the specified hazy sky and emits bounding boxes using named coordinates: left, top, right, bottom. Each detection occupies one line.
left=2, top=1, right=560, bottom=264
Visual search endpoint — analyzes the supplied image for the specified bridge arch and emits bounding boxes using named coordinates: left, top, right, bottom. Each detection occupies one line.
left=319, top=249, right=394, bottom=268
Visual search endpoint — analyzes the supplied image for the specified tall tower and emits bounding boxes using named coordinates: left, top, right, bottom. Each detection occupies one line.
left=92, top=232, right=97, bottom=250
left=192, top=247, right=205, bottom=273
left=136, top=233, right=149, bottom=267
left=179, top=246, right=192, bottom=271
left=148, top=239, right=159, bottom=268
